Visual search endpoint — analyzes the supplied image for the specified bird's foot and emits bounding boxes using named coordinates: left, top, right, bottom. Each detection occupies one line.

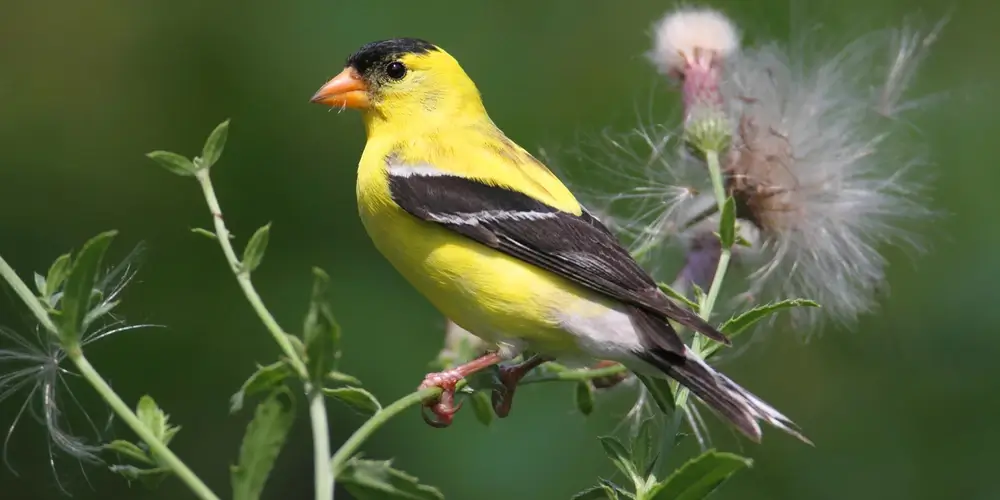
left=491, top=354, right=552, bottom=418
left=418, top=370, right=465, bottom=428
left=418, top=351, right=506, bottom=428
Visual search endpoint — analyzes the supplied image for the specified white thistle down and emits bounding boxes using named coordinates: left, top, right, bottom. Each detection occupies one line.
left=0, top=244, right=158, bottom=491
left=719, top=16, right=945, bottom=331
left=561, top=11, right=944, bottom=335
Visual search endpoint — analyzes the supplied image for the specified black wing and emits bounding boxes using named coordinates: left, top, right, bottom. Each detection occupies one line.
left=386, top=166, right=730, bottom=347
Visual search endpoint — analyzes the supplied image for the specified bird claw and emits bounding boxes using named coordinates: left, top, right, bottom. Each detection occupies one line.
left=418, top=370, right=465, bottom=428
left=490, top=364, right=523, bottom=418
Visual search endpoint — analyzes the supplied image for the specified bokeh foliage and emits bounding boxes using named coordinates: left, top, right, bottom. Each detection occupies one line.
left=1, top=0, right=998, bottom=498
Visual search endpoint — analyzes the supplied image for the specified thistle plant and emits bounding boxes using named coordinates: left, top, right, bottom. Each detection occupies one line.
left=0, top=5, right=942, bottom=500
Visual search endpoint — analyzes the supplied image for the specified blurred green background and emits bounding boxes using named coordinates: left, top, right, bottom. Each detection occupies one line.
left=1, top=0, right=996, bottom=498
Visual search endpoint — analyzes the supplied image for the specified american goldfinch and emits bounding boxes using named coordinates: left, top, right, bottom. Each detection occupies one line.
left=311, top=38, right=805, bottom=443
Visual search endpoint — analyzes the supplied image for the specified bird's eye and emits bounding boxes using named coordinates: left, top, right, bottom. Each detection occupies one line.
left=386, top=61, right=407, bottom=80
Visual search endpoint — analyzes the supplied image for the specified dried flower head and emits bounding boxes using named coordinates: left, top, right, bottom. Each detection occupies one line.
left=557, top=12, right=943, bottom=335
left=650, top=7, right=740, bottom=151
left=0, top=244, right=157, bottom=491
left=718, top=16, right=946, bottom=331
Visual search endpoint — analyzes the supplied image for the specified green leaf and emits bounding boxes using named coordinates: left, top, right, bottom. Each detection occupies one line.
left=718, top=197, right=736, bottom=248
left=691, top=283, right=705, bottom=307
left=109, top=464, right=172, bottom=489
left=599, top=436, right=640, bottom=486
left=241, top=223, right=271, bottom=274
left=571, top=485, right=611, bottom=500
left=230, top=361, right=293, bottom=413
left=327, top=370, right=363, bottom=386
left=469, top=391, right=493, bottom=426
left=704, top=299, right=820, bottom=358
left=200, top=119, right=230, bottom=170
left=302, top=267, right=341, bottom=382
left=597, top=479, right=635, bottom=499
left=647, top=450, right=751, bottom=500
left=657, top=282, right=699, bottom=313
left=719, top=299, right=820, bottom=336
left=634, top=373, right=675, bottom=414
left=190, top=227, right=218, bottom=240
left=575, top=380, right=595, bottom=416
left=631, top=417, right=659, bottom=477
left=104, top=440, right=154, bottom=465
left=337, top=457, right=445, bottom=500
left=231, top=386, right=296, bottom=500
left=57, top=231, right=117, bottom=346
left=44, top=253, right=72, bottom=298
left=33, top=273, right=46, bottom=297
left=323, top=387, right=381, bottom=416
left=147, top=151, right=197, bottom=176
left=135, top=395, right=180, bottom=446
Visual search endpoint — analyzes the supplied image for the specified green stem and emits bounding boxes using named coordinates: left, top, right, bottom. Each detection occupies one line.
left=675, top=148, right=732, bottom=409
left=0, top=255, right=58, bottom=334
left=705, top=149, right=727, bottom=214
left=194, top=171, right=309, bottom=379
left=194, top=170, right=334, bottom=500
left=309, top=391, right=333, bottom=500
left=330, top=361, right=639, bottom=473
left=520, top=364, right=627, bottom=385
left=72, top=353, right=221, bottom=500
left=0, top=254, right=220, bottom=500
left=330, top=386, right=445, bottom=474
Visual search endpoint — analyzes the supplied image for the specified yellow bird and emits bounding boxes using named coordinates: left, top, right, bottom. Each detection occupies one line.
left=311, top=38, right=805, bottom=443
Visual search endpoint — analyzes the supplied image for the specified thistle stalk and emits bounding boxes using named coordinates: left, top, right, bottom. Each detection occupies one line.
left=194, top=170, right=334, bottom=500
left=0, top=255, right=221, bottom=500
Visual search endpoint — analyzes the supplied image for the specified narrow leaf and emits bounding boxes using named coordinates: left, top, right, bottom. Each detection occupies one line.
left=599, top=436, right=640, bottom=485
left=200, top=119, right=230, bottom=170
left=705, top=299, right=820, bottom=358
left=57, top=231, right=117, bottom=346
left=337, top=457, right=444, bottom=500
left=658, top=282, right=699, bottom=313
left=33, top=273, right=46, bottom=296
left=230, top=360, right=293, bottom=413
left=648, top=450, right=751, bottom=500
left=109, top=464, right=172, bottom=489
left=231, top=386, right=296, bottom=500
left=575, top=381, right=595, bottom=416
left=44, top=253, right=72, bottom=298
left=718, top=197, right=736, bottom=248
left=323, top=387, right=381, bottom=416
left=241, top=223, right=271, bottom=274
left=135, top=395, right=177, bottom=444
left=469, top=391, right=493, bottom=426
left=302, top=267, right=341, bottom=382
left=598, top=478, right=634, bottom=499
left=631, top=417, right=660, bottom=477
left=571, top=485, right=610, bottom=500
left=634, top=374, right=675, bottom=414
left=327, top=371, right=362, bottom=386
left=104, top=440, right=154, bottom=465
left=190, top=227, right=218, bottom=240
left=146, top=151, right=197, bottom=176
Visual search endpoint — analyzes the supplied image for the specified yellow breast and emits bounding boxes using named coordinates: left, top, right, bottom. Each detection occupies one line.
left=354, top=138, right=583, bottom=352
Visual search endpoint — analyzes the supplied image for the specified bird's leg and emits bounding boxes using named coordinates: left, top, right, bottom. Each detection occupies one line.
left=491, top=354, right=553, bottom=418
left=419, top=351, right=504, bottom=428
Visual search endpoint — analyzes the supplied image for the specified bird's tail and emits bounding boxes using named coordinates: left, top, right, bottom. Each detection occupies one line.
left=641, top=349, right=812, bottom=445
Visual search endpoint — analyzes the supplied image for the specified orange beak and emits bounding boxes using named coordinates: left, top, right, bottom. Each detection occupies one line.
left=310, top=67, right=370, bottom=109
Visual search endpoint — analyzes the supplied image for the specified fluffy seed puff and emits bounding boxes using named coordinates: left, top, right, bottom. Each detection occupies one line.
left=566, top=9, right=944, bottom=334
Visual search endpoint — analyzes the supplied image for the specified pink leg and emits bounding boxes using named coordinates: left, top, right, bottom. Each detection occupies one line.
left=419, top=351, right=505, bottom=428
left=491, top=354, right=552, bottom=418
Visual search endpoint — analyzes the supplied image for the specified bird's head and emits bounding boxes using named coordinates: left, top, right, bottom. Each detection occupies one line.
left=310, top=38, right=486, bottom=127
